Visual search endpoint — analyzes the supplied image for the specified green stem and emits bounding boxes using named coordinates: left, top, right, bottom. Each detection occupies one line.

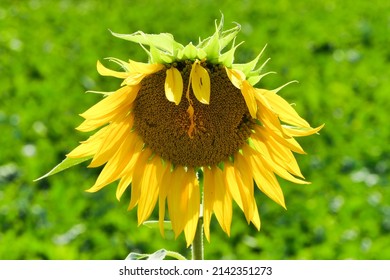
left=191, top=217, right=204, bottom=260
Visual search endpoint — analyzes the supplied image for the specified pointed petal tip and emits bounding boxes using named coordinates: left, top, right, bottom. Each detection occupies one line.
left=85, top=186, right=98, bottom=193
left=315, top=123, right=325, bottom=133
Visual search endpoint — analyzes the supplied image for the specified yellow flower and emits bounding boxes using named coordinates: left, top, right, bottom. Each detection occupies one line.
left=64, top=17, right=323, bottom=246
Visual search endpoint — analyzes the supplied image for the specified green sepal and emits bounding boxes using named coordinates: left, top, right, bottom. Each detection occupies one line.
left=200, top=19, right=222, bottom=60
left=247, top=71, right=276, bottom=86
left=160, top=157, right=167, bottom=168
left=233, top=45, right=267, bottom=76
left=217, top=161, right=225, bottom=171
left=110, top=30, right=183, bottom=54
left=233, top=57, right=259, bottom=76
left=197, top=15, right=241, bottom=61
left=34, top=156, right=93, bottom=181
left=218, top=23, right=241, bottom=51
left=217, top=40, right=243, bottom=67
left=246, top=137, right=257, bottom=151
left=197, top=48, right=207, bottom=60
left=177, top=42, right=198, bottom=60
left=247, top=57, right=271, bottom=79
left=149, top=43, right=174, bottom=64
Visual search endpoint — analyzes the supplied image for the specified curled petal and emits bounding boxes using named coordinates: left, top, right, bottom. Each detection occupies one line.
left=165, top=67, right=184, bottom=105
left=96, top=60, right=129, bottom=79
left=191, top=61, right=210, bottom=104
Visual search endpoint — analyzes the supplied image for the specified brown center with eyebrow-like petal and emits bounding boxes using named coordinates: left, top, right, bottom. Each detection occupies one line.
left=133, top=61, right=254, bottom=168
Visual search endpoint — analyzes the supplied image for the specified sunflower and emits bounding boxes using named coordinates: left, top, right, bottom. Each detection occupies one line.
left=65, top=18, right=323, bottom=246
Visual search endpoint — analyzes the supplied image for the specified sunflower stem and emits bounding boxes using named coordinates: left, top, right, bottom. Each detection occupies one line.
left=191, top=217, right=204, bottom=260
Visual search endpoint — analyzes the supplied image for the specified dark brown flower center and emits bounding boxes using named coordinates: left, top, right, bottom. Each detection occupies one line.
left=133, top=61, right=254, bottom=168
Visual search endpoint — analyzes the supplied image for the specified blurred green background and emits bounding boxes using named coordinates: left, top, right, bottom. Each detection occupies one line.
left=1, top=0, right=389, bottom=260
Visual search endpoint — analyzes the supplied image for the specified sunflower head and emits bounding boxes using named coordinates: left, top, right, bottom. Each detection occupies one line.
left=56, top=16, right=324, bottom=246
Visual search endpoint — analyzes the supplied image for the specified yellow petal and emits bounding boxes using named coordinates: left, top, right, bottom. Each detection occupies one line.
left=122, top=61, right=164, bottom=86
left=234, top=153, right=255, bottom=223
left=76, top=105, right=130, bottom=133
left=89, top=115, right=134, bottom=168
left=159, top=162, right=172, bottom=237
left=255, top=116, right=306, bottom=154
left=128, top=149, right=152, bottom=210
left=241, top=81, right=258, bottom=118
left=128, top=59, right=164, bottom=74
left=258, top=88, right=310, bottom=127
left=164, top=67, right=184, bottom=105
left=212, top=167, right=232, bottom=236
left=167, top=166, right=190, bottom=237
left=226, top=68, right=257, bottom=118
left=244, top=145, right=286, bottom=208
left=225, top=161, right=261, bottom=229
left=115, top=137, right=143, bottom=200
left=251, top=135, right=309, bottom=185
left=256, top=99, right=287, bottom=137
left=115, top=138, right=145, bottom=200
left=191, top=61, right=210, bottom=104
left=225, top=67, right=245, bottom=89
left=67, top=127, right=108, bottom=158
left=283, top=124, right=325, bottom=137
left=183, top=171, right=200, bottom=247
left=116, top=173, right=132, bottom=201
left=203, top=167, right=215, bottom=242
left=80, top=85, right=139, bottom=120
left=251, top=202, right=261, bottom=230
left=122, top=73, right=145, bottom=86
left=137, top=155, right=166, bottom=224
left=257, top=126, right=304, bottom=178
left=86, top=132, right=137, bottom=193
left=97, top=60, right=129, bottom=79
left=224, top=162, right=244, bottom=210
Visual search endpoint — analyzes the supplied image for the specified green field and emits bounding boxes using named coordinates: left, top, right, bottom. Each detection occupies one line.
left=1, top=0, right=389, bottom=259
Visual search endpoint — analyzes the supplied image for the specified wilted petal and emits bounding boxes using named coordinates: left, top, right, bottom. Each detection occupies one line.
left=191, top=61, right=210, bottom=104
left=165, top=67, right=184, bottom=105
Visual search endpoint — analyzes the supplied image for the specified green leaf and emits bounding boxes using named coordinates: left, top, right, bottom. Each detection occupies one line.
left=125, top=249, right=186, bottom=260
left=125, top=252, right=149, bottom=260
left=147, top=249, right=167, bottom=260
left=125, top=249, right=167, bottom=260
left=34, top=156, right=93, bottom=181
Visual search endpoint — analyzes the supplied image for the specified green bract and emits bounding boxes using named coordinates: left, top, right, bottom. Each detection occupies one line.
left=110, top=16, right=271, bottom=86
